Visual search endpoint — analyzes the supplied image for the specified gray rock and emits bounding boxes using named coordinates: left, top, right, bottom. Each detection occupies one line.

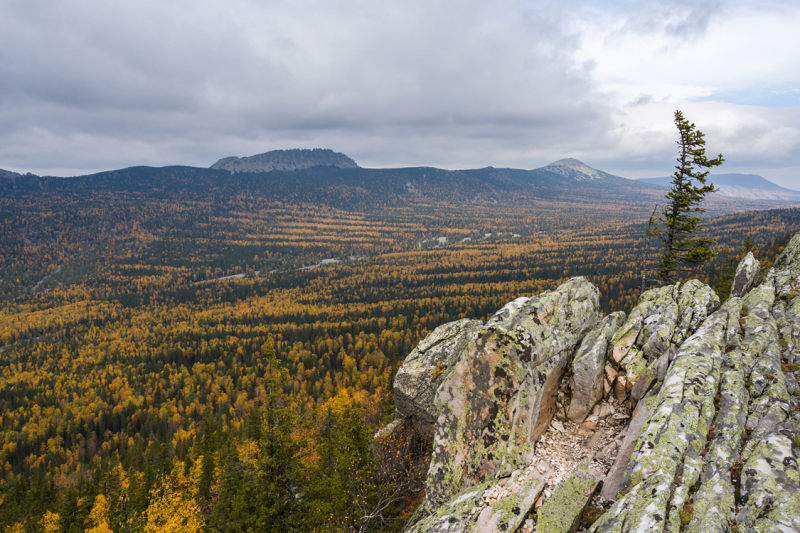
left=730, top=251, right=760, bottom=297
left=590, top=299, right=738, bottom=532
left=599, top=398, right=651, bottom=501
left=537, top=460, right=603, bottom=533
left=568, top=311, right=626, bottom=423
left=424, top=278, right=601, bottom=509
left=610, top=280, right=719, bottom=402
left=406, top=471, right=546, bottom=533
left=210, top=148, right=358, bottom=173
left=736, top=419, right=800, bottom=531
left=684, top=351, right=748, bottom=533
left=394, top=318, right=483, bottom=435
left=773, top=231, right=800, bottom=275
left=405, top=232, right=800, bottom=533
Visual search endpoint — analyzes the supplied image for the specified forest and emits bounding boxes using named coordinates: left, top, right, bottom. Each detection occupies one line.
left=1, top=166, right=799, bottom=531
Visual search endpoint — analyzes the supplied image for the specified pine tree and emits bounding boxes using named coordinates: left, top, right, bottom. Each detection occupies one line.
left=255, top=340, right=306, bottom=532
left=657, top=110, right=724, bottom=283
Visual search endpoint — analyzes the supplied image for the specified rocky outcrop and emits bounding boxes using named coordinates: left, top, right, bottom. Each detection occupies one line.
left=210, top=148, right=358, bottom=173
left=609, top=280, right=719, bottom=404
left=567, top=312, right=626, bottom=423
left=390, top=232, right=800, bottom=533
left=589, top=298, right=741, bottom=532
left=731, top=251, right=760, bottom=297
left=394, top=319, right=484, bottom=435
left=425, top=278, right=601, bottom=508
left=406, top=470, right=547, bottom=533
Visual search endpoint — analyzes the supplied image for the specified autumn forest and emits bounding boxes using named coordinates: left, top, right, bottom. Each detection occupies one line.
left=1, top=165, right=798, bottom=532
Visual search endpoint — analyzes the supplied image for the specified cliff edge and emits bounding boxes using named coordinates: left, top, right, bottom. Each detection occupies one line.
left=378, top=232, right=800, bottom=533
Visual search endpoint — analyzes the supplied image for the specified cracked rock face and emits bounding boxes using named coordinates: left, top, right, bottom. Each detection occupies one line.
left=424, top=277, right=601, bottom=509
left=609, top=280, right=719, bottom=403
left=397, top=232, right=800, bottom=533
left=568, top=311, right=627, bottom=423
left=394, top=318, right=484, bottom=435
left=731, top=251, right=760, bottom=297
left=589, top=235, right=800, bottom=533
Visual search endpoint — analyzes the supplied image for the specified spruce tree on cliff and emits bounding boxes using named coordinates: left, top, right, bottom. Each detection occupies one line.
left=657, top=110, right=724, bottom=283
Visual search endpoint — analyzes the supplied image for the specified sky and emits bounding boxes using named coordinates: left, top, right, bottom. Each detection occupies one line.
left=1, top=0, right=799, bottom=189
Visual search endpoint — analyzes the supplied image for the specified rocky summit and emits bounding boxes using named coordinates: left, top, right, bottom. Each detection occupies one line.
left=377, top=232, right=800, bottom=533
left=210, top=148, right=358, bottom=173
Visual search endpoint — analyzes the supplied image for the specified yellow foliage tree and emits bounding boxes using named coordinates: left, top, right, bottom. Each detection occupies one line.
left=85, top=494, right=114, bottom=533
left=145, top=476, right=204, bottom=533
left=40, top=512, right=60, bottom=533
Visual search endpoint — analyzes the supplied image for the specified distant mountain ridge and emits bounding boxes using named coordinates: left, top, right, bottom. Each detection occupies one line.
left=0, top=168, right=23, bottom=179
left=639, top=173, right=800, bottom=202
left=3, top=156, right=795, bottom=219
left=210, top=148, right=358, bottom=173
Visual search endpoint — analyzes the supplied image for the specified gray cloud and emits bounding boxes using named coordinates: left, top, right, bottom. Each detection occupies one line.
left=0, top=0, right=613, bottom=173
left=0, top=0, right=798, bottom=191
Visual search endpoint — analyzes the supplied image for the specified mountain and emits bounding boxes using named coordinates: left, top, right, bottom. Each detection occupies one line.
left=532, top=157, right=630, bottom=183
left=639, top=173, right=800, bottom=202
left=0, top=168, right=23, bottom=179
left=210, top=148, right=358, bottom=173
left=3, top=157, right=790, bottom=221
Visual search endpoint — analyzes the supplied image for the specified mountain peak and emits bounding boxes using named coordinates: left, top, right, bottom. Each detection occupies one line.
left=210, top=148, right=358, bottom=174
left=538, top=158, right=609, bottom=182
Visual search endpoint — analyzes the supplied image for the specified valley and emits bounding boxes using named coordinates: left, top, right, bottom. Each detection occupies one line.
left=0, top=155, right=799, bottom=531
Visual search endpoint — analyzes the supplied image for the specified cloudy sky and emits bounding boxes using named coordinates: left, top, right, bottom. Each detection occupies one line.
left=1, top=0, right=799, bottom=188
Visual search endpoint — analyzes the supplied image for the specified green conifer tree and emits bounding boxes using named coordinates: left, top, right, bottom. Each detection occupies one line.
left=657, top=110, right=724, bottom=283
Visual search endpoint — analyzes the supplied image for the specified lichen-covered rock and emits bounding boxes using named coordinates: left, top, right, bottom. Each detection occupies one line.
left=468, top=474, right=546, bottom=533
left=731, top=251, right=761, bottom=297
left=405, top=471, right=546, bottom=533
left=424, top=278, right=601, bottom=509
left=736, top=415, right=800, bottom=532
left=405, top=482, right=492, bottom=533
left=373, top=418, right=405, bottom=442
left=599, top=397, right=651, bottom=501
left=610, top=280, right=719, bottom=403
left=737, top=271, right=793, bottom=463
left=405, top=232, right=800, bottom=533
left=773, top=232, right=800, bottom=275
left=395, top=318, right=484, bottom=434
left=589, top=299, right=739, bottom=533
left=536, top=460, right=602, bottom=533
left=567, top=312, right=626, bottom=423
left=683, top=327, right=748, bottom=533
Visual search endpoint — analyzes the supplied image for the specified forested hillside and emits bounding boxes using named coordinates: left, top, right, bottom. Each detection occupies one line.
left=0, top=165, right=799, bottom=531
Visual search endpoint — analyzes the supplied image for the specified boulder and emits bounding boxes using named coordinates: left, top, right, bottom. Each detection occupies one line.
left=609, top=280, right=719, bottom=402
left=406, top=470, right=546, bottom=533
left=730, top=251, right=760, bottom=297
left=394, top=318, right=484, bottom=435
left=537, top=460, right=603, bottom=533
left=424, top=278, right=601, bottom=509
left=567, top=311, right=626, bottom=423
